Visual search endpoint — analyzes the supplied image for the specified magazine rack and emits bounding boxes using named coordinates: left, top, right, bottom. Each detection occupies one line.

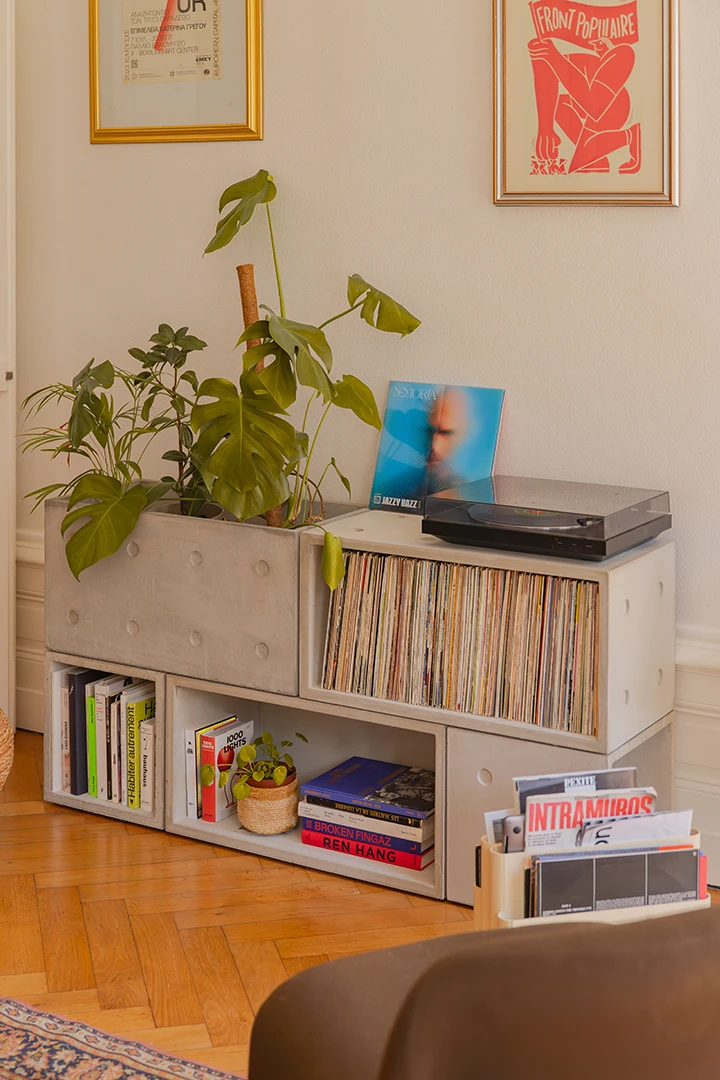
left=43, top=509, right=676, bottom=905
left=473, top=834, right=711, bottom=930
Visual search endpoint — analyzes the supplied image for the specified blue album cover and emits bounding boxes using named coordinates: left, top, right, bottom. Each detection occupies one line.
left=301, top=757, right=435, bottom=819
left=369, top=382, right=505, bottom=514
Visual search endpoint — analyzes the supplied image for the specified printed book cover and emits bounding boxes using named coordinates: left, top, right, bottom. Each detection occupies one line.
left=200, top=717, right=254, bottom=823
left=301, top=829, right=435, bottom=871
left=302, top=817, right=432, bottom=855
left=301, top=758, right=435, bottom=819
left=369, top=382, right=505, bottom=514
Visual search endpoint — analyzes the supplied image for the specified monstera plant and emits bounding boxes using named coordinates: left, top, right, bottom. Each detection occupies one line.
left=21, top=170, right=421, bottom=589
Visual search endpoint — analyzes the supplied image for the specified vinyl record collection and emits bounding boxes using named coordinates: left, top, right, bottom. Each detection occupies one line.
left=322, top=552, right=599, bottom=736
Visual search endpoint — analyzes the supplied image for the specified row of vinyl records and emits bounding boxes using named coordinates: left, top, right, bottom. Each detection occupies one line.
left=54, top=668, right=156, bottom=812
left=300, top=757, right=436, bottom=872
left=322, top=552, right=599, bottom=736
left=486, top=766, right=707, bottom=919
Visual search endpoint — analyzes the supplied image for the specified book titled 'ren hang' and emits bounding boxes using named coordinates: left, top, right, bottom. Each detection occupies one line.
left=301, top=758, right=435, bottom=820
left=301, top=829, right=435, bottom=871
left=525, top=787, right=657, bottom=852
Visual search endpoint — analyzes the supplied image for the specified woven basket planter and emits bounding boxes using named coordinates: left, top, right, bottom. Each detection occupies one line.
left=0, top=708, right=13, bottom=792
left=237, top=771, right=299, bottom=835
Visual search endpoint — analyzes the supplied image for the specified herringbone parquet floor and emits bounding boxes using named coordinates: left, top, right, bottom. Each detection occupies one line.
left=0, top=730, right=473, bottom=1076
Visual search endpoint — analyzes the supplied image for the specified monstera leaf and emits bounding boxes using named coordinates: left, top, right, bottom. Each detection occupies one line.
left=191, top=376, right=296, bottom=516
left=60, top=474, right=148, bottom=579
left=347, top=275, right=421, bottom=337
left=204, top=170, right=277, bottom=254
left=333, top=375, right=381, bottom=429
left=238, top=313, right=335, bottom=403
left=321, top=532, right=346, bottom=592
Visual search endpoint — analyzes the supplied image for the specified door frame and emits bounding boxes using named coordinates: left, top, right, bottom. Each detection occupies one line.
left=0, top=0, right=16, bottom=727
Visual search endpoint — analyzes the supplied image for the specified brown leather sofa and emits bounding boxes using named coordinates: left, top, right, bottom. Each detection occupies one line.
left=249, top=907, right=720, bottom=1079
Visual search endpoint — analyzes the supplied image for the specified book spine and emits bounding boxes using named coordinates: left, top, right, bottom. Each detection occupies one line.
left=298, top=800, right=432, bottom=843
left=69, top=678, right=88, bottom=796
left=140, top=723, right=154, bottom=813
left=96, top=692, right=107, bottom=800
left=87, top=694, right=98, bottom=798
left=301, top=829, right=434, bottom=870
left=126, top=702, right=141, bottom=810
left=185, top=728, right=198, bottom=819
left=302, top=793, right=430, bottom=829
left=301, top=817, right=426, bottom=855
left=60, top=684, right=71, bottom=792
left=120, top=699, right=129, bottom=807
left=200, top=734, right=219, bottom=822
left=300, top=786, right=429, bottom=820
left=106, top=707, right=113, bottom=802
left=110, top=700, right=121, bottom=805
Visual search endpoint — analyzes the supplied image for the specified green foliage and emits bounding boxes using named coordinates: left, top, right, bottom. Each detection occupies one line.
left=229, top=729, right=308, bottom=801
left=346, top=275, right=422, bottom=337
left=21, top=325, right=212, bottom=579
left=204, top=170, right=277, bottom=254
left=321, top=532, right=346, bottom=592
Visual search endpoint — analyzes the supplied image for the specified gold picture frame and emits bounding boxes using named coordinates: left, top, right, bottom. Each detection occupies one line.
left=494, top=0, right=678, bottom=205
left=90, top=0, right=263, bottom=144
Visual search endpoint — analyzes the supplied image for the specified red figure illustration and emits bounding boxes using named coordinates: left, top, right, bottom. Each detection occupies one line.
left=527, top=4, right=641, bottom=176
left=155, top=0, right=176, bottom=53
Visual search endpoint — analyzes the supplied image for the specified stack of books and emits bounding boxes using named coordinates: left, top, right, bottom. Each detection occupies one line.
left=486, top=766, right=707, bottom=919
left=184, top=716, right=254, bottom=823
left=322, top=552, right=599, bottom=736
left=300, top=757, right=435, bottom=872
left=54, top=667, right=156, bottom=812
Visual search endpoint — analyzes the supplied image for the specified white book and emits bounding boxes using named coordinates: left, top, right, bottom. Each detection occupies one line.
left=57, top=666, right=82, bottom=792
left=95, top=676, right=128, bottom=802
left=140, top=720, right=155, bottom=813
left=298, top=800, right=434, bottom=844
left=185, top=727, right=198, bottom=819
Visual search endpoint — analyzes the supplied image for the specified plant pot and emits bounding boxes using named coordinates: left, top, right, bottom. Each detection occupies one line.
left=44, top=499, right=303, bottom=695
left=236, top=770, right=299, bottom=835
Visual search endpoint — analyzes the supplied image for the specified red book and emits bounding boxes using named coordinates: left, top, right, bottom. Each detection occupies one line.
left=301, top=829, right=434, bottom=871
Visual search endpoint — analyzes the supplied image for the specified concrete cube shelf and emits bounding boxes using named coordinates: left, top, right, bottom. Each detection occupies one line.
left=44, top=500, right=304, bottom=695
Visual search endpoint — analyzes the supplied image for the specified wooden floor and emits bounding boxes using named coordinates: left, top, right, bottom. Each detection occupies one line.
left=0, top=731, right=473, bottom=1076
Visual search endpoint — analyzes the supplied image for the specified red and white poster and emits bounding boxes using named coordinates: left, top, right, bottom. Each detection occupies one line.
left=495, top=0, right=678, bottom=205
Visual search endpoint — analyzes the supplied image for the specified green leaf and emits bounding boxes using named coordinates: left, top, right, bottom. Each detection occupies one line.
left=262, top=731, right=273, bottom=746
left=211, top=461, right=289, bottom=523
left=273, top=765, right=288, bottom=787
left=199, top=764, right=215, bottom=787
left=332, top=375, right=381, bottom=430
left=218, top=769, right=230, bottom=788
left=162, top=450, right=187, bottom=464
left=321, top=531, right=346, bottom=591
left=191, top=377, right=295, bottom=511
left=175, top=335, right=207, bottom=352
left=239, top=745, right=256, bottom=764
left=347, top=275, right=421, bottom=337
left=242, top=342, right=279, bottom=373
left=266, top=310, right=333, bottom=370
left=280, top=740, right=292, bottom=747
left=233, top=782, right=251, bottom=801
left=128, top=348, right=149, bottom=363
left=205, top=170, right=277, bottom=254
left=295, top=732, right=308, bottom=743
left=60, top=476, right=147, bottom=580
left=330, top=457, right=352, bottom=498
left=257, top=354, right=296, bottom=409
left=68, top=361, right=116, bottom=449
left=283, top=753, right=294, bottom=768
left=144, top=480, right=174, bottom=505
left=252, top=770, right=264, bottom=783
left=237, top=320, right=270, bottom=345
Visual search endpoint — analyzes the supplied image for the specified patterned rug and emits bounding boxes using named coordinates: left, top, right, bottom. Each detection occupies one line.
left=0, top=999, right=244, bottom=1079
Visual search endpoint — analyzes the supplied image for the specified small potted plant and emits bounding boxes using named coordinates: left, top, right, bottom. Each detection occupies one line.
left=214, top=729, right=308, bottom=835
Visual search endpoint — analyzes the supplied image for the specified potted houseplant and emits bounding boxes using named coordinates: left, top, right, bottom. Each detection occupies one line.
left=24, top=171, right=420, bottom=691
left=201, top=728, right=308, bottom=835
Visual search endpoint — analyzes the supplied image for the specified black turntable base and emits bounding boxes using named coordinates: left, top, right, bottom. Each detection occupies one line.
left=421, top=476, right=672, bottom=561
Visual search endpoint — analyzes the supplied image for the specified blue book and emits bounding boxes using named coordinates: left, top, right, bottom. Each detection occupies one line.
left=302, top=817, right=430, bottom=855
left=301, top=758, right=435, bottom=820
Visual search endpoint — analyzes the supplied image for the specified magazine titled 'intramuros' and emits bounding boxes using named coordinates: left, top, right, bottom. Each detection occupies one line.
left=525, top=787, right=657, bottom=852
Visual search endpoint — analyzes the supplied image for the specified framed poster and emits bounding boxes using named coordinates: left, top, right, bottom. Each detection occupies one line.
left=90, top=0, right=263, bottom=143
left=494, top=0, right=678, bottom=205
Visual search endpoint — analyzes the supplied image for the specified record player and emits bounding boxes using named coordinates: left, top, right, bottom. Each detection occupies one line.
left=421, top=476, right=671, bottom=560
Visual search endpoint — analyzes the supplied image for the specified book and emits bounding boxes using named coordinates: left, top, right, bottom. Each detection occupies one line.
left=301, top=829, right=435, bottom=871
left=200, top=717, right=253, bottom=823
left=110, top=695, right=122, bottom=804
left=302, top=793, right=434, bottom=830
left=185, top=716, right=237, bottom=819
left=369, top=382, right=505, bottom=515
left=298, top=800, right=434, bottom=843
left=95, top=675, right=128, bottom=802
left=302, top=817, right=433, bottom=855
left=85, top=679, right=100, bottom=798
left=525, top=787, right=657, bottom=853
left=124, top=683, right=156, bottom=811
left=68, top=670, right=102, bottom=796
left=301, top=758, right=435, bottom=820
left=139, top=719, right=155, bottom=812
left=533, top=847, right=705, bottom=918
left=56, top=666, right=82, bottom=792
left=579, top=809, right=693, bottom=848
left=513, top=767, right=638, bottom=814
